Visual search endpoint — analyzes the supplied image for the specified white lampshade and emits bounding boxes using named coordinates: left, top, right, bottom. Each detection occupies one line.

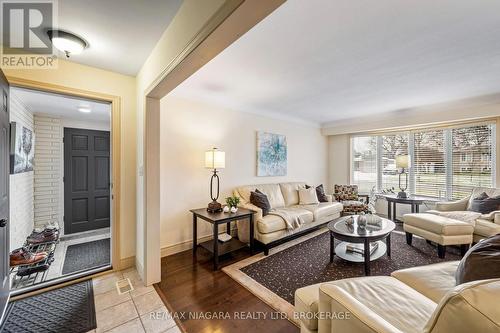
left=205, top=148, right=225, bottom=169
left=396, top=155, right=410, bottom=169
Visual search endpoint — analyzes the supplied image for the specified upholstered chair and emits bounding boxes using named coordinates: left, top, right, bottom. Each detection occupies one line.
left=333, top=184, right=369, bottom=215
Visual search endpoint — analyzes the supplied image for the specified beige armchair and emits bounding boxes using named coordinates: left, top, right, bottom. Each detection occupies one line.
left=431, top=187, right=500, bottom=242
left=295, top=261, right=500, bottom=333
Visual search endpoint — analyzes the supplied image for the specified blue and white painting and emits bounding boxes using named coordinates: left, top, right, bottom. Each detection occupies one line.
left=257, top=131, right=287, bottom=176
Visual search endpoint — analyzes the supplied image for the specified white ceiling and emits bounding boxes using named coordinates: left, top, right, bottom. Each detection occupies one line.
left=12, top=87, right=111, bottom=125
left=171, top=0, right=500, bottom=127
left=49, top=0, right=182, bottom=75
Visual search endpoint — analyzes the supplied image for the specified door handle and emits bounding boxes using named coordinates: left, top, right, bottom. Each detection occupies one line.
left=0, top=218, right=7, bottom=227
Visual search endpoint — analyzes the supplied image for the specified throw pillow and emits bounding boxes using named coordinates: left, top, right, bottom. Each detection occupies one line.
left=250, top=189, right=271, bottom=216
left=305, top=184, right=329, bottom=203
left=468, top=192, right=500, bottom=214
left=315, top=184, right=329, bottom=203
left=298, top=187, right=319, bottom=205
left=456, top=234, right=500, bottom=285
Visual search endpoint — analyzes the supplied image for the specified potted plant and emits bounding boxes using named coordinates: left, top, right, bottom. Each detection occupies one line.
left=225, top=196, right=240, bottom=213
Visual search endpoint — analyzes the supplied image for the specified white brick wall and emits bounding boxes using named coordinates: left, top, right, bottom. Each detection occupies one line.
left=9, top=95, right=34, bottom=251
left=34, top=114, right=61, bottom=230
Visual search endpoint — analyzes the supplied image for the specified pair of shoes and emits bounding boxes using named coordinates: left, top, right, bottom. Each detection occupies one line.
left=26, top=228, right=59, bottom=244
left=10, top=247, right=48, bottom=267
left=16, top=253, right=54, bottom=276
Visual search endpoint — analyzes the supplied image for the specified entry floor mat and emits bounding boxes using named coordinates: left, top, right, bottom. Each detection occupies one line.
left=62, top=238, right=110, bottom=275
left=0, top=280, right=96, bottom=333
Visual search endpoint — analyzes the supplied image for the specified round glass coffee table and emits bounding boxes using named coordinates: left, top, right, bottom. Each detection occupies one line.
left=328, top=215, right=395, bottom=275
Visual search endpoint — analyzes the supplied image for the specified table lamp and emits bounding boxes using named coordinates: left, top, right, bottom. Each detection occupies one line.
left=205, top=148, right=225, bottom=213
left=396, top=154, right=409, bottom=199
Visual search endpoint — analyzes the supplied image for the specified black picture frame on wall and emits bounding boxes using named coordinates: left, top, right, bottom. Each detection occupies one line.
left=9, top=122, right=35, bottom=174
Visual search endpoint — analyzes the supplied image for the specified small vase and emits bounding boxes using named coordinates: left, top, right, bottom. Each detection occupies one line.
left=230, top=206, right=238, bottom=213
left=358, top=213, right=367, bottom=229
left=223, top=206, right=230, bottom=213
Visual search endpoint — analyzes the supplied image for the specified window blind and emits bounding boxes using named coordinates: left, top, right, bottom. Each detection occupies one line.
left=351, top=136, right=377, bottom=193
left=451, top=124, right=494, bottom=199
left=413, top=130, right=447, bottom=198
left=380, top=134, right=408, bottom=191
left=349, top=121, right=495, bottom=198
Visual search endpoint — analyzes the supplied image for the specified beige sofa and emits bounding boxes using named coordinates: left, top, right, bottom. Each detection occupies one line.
left=233, top=182, right=343, bottom=255
left=429, top=187, right=500, bottom=242
left=295, top=261, right=500, bottom=333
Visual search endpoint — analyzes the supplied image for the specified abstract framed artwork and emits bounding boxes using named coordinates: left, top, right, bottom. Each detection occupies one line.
left=10, top=122, right=34, bottom=174
left=257, top=131, right=287, bottom=176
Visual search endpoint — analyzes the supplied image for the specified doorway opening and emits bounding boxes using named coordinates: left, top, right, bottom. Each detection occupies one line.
left=8, top=87, right=112, bottom=293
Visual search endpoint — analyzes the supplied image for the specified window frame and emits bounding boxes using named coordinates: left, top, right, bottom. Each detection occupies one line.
left=349, top=121, right=497, bottom=198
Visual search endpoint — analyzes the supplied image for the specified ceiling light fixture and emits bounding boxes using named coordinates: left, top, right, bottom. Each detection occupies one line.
left=77, top=106, right=91, bottom=113
left=47, top=30, right=88, bottom=58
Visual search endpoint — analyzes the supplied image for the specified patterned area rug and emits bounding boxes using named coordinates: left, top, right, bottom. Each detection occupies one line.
left=223, top=228, right=460, bottom=324
left=0, top=280, right=96, bottom=333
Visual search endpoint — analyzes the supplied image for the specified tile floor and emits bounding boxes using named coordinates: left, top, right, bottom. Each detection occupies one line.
left=89, top=268, right=181, bottom=333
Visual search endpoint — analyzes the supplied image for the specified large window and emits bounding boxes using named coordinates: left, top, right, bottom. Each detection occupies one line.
left=451, top=125, right=495, bottom=199
left=381, top=134, right=408, bottom=192
left=350, top=123, right=496, bottom=198
left=414, top=130, right=446, bottom=198
left=351, top=136, right=377, bottom=193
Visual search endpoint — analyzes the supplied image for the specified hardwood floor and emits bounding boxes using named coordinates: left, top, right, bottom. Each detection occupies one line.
left=155, top=247, right=299, bottom=333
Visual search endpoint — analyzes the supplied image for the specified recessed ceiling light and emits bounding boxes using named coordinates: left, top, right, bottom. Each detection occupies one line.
left=78, top=106, right=91, bottom=113
left=47, top=30, right=88, bottom=58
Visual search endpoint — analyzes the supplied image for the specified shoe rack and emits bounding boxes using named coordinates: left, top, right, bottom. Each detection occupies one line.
left=10, top=239, right=58, bottom=290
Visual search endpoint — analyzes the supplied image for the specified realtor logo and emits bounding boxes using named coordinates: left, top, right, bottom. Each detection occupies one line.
left=1, top=0, right=57, bottom=68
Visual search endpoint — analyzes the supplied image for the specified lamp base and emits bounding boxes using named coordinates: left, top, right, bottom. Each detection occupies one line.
left=397, top=191, right=408, bottom=199
left=207, top=200, right=222, bottom=213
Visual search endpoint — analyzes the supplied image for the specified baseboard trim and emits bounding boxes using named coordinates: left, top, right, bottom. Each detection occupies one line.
left=161, top=228, right=238, bottom=257
left=119, top=256, right=135, bottom=270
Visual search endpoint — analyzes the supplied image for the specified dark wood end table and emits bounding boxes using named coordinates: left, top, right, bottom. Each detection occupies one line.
left=378, top=194, right=439, bottom=222
left=328, top=216, right=395, bottom=276
left=190, top=207, right=255, bottom=270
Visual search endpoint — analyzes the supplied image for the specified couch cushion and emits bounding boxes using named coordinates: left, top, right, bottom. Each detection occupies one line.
left=424, top=279, right=500, bottom=333
left=430, top=211, right=481, bottom=225
left=300, top=202, right=343, bottom=221
left=279, top=182, right=306, bottom=206
left=250, top=190, right=271, bottom=216
left=235, top=184, right=285, bottom=209
left=299, top=187, right=320, bottom=205
left=257, top=208, right=313, bottom=234
left=404, top=213, right=474, bottom=236
left=391, top=261, right=459, bottom=303
left=469, top=193, right=500, bottom=214
left=456, top=234, right=500, bottom=285
left=474, top=218, right=500, bottom=237
left=319, top=276, right=436, bottom=333
left=467, top=187, right=500, bottom=210
left=295, top=283, right=321, bottom=331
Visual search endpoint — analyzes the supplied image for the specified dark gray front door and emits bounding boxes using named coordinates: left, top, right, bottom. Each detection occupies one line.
left=64, top=128, right=110, bottom=234
left=0, top=69, right=10, bottom=323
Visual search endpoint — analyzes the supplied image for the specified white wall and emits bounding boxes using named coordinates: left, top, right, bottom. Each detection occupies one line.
left=33, top=114, right=61, bottom=231
left=328, top=134, right=350, bottom=192
left=9, top=94, right=34, bottom=251
left=159, top=96, right=328, bottom=255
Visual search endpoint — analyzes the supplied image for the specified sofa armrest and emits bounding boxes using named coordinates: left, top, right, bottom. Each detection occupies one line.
left=326, top=194, right=333, bottom=202
left=479, top=210, right=500, bottom=222
left=240, top=202, right=263, bottom=221
left=318, top=284, right=403, bottom=333
left=435, top=196, right=469, bottom=212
